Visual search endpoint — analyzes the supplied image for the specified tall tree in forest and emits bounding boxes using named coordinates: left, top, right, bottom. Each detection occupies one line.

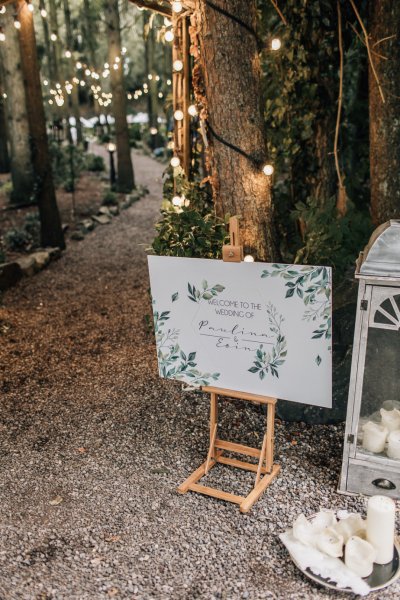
left=40, top=0, right=57, bottom=84
left=369, top=0, right=400, bottom=224
left=192, top=0, right=278, bottom=261
left=0, top=71, right=10, bottom=174
left=16, top=0, right=65, bottom=249
left=0, top=9, right=34, bottom=205
left=143, top=12, right=158, bottom=132
left=63, top=0, right=83, bottom=144
left=104, top=0, right=135, bottom=192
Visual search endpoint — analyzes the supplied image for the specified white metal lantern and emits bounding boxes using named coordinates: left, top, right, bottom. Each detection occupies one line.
left=340, top=221, right=400, bottom=498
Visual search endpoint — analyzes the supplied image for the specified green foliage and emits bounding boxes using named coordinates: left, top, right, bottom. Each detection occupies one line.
left=0, top=181, right=13, bottom=198
left=293, top=197, right=372, bottom=280
left=85, top=153, right=105, bottom=172
left=151, top=168, right=229, bottom=258
left=49, top=141, right=86, bottom=188
left=102, top=189, right=118, bottom=206
left=4, top=213, right=40, bottom=252
left=259, top=0, right=370, bottom=275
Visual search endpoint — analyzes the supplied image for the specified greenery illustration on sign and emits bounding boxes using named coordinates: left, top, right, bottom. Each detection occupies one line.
left=261, top=265, right=331, bottom=343
left=187, top=281, right=225, bottom=303
left=248, top=302, right=287, bottom=379
left=153, top=304, right=220, bottom=386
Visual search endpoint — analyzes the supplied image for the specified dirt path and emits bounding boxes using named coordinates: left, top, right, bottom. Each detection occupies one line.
left=0, top=153, right=398, bottom=600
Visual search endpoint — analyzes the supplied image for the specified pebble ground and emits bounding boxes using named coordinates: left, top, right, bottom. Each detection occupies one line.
left=1, top=152, right=399, bottom=599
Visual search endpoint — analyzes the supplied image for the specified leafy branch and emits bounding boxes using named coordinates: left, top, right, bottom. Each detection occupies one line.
left=187, top=280, right=225, bottom=303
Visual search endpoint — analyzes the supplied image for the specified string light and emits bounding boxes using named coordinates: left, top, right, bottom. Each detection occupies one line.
left=76, top=61, right=82, bottom=69
left=167, top=79, right=172, bottom=86
left=115, top=56, right=120, bottom=63
left=148, top=73, right=153, bottom=80
left=0, top=29, right=5, bottom=43
left=0, top=6, right=6, bottom=15
left=43, top=79, right=49, bottom=85
left=48, top=99, right=53, bottom=105
left=50, top=33, right=57, bottom=42
left=155, top=75, right=160, bottom=81
left=170, top=156, right=180, bottom=167
left=121, top=46, right=127, bottom=55
left=2, top=92, right=7, bottom=99
left=113, top=63, right=118, bottom=70
left=158, top=92, right=163, bottom=98
left=172, top=195, right=183, bottom=207
left=174, top=109, right=184, bottom=121
left=40, top=8, right=47, bottom=18
left=173, top=60, right=183, bottom=72
left=165, top=30, right=174, bottom=42
left=65, top=50, right=72, bottom=58
left=271, top=38, right=281, bottom=51
left=164, top=17, right=172, bottom=26
left=244, top=255, right=255, bottom=263
left=171, top=1, right=183, bottom=13
left=167, top=141, right=174, bottom=150
left=262, top=164, right=274, bottom=176
left=85, top=68, right=91, bottom=76
left=27, top=2, right=34, bottom=13
left=188, top=104, right=198, bottom=117
left=14, top=18, right=21, bottom=30
left=150, top=127, right=158, bottom=135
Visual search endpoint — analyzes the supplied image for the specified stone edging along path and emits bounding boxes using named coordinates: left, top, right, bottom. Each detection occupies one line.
left=0, top=186, right=148, bottom=293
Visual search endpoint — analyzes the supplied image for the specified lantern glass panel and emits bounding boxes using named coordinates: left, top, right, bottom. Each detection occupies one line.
left=357, top=305, right=400, bottom=460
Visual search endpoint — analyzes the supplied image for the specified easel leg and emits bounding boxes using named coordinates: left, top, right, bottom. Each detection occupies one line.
left=266, top=402, right=275, bottom=473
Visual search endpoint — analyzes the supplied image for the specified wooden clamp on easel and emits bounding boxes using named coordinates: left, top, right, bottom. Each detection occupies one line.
left=177, top=217, right=280, bottom=513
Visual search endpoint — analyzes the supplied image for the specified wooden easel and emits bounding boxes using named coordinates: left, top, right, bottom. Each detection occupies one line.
left=177, top=218, right=280, bottom=513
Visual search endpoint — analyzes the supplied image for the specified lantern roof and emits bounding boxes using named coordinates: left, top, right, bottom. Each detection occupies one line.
left=359, top=220, right=400, bottom=277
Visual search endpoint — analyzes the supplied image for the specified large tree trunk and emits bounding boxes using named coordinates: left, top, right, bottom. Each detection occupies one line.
left=104, top=0, right=135, bottom=192
left=63, top=0, right=83, bottom=144
left=369, top=1, right=400, bottom=224
left=0, top=71, right=10, bottom=174
left=17, top=0, right=65, bottom=249
left=192, top=0, right=278, bottom=261
left=0, top=9, right=34, bottom=204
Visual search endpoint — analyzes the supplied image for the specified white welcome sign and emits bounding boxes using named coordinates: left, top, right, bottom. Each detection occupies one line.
left=148, top=256, right=332, bottom=408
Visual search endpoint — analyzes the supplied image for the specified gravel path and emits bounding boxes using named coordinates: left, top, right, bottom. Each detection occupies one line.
left=0, top=152, right=399, bottom=600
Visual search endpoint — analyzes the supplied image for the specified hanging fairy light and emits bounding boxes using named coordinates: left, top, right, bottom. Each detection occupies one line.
left=167, top=79, right=172, bottom=86
left=115, top=56, right=120, bottom=63
left=158, top=92, right=163, bottom=99
left=14, top=17, right=21, bottom=30
left=188, top=104, right=198, bottom=117
left=244, top=255, right=255, bottom=263
left=165, top=30, right=174, bottom=42
left=0, top=6, right=6, bottom=15
left=113, top=63, right=118, bottom=70
left=173, top=60, right=183, bottom=72
left=167, top=141, right=174, bottom=150
left=85, top=68, right=91, bottom=76
left=172, top=195, right=183, bottom=207
left=271, top=38, right=282, bottom=51
left=0, top=29, right=5, bottom=43
left=80, top=80, right=85, bottom=86
left=27, top=2, right=34, bottom=13
left=40, top=8, right=47, bottom=18
left=150, top=127, right=158, bottom=135
left=164, top=17, right=172, bottom=26
left=2, top=92, right=7, bottom=99
left=148, top=73, right=153, bottom=80
left=50, top=32, right=57, bottom=41
left=174, top=109, right=184, bottom=121
left=43, top=79, right=49, bottom=85
left=170, top=156, right=180, bottom=168
left=171, top=1, right=183, bottom=13
left=65, top=50, right=72, bottom=58
left=121, top=46, right=127, bottom=55
left=262, top=164, right=274, bottom=176
left=48, top=99, right=53, bottom=105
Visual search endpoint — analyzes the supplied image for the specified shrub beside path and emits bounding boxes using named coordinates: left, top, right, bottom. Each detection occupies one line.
left=0, top=152, right=399, bottom=599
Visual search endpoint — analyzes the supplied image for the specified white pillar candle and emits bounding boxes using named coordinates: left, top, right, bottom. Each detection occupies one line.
left=345, top=536, right=376, bottom=578
left=362, top=421, right=388, bottom=453
left=387, top=430, right=400, bottom=459
left=316, top=527, right=344, bottom=558
left=380, top=408, right=400, bottom=432
left=366, top=495, right=396, bottom=564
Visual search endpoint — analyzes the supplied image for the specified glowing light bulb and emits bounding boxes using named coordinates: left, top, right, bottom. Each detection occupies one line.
left=244, top=255, right=255, bottom=263
left=148, top=73, right=153, bottom=80
left=172, top=195, right=183, bottom=207
left=115, top=56, right=120, bottom=63
left=80, top=80, right=85, bottom=86
left=48, top=99, right=53, bottom=105
left=271, top=38, right=282, bottom=51
left=14, top=19, right=21, bottom=30
left=158, top=92, right=163, bottom=99
left=55, top=83, right=61, bottom=89
left=155, top=75, right=160, bottom=81
left=76, top=61, right=82, bottom=69
left=0, top=31, right=5, bottom=43
left=164, top=17, right=172, bottom=26
left=0, top=6, right=6, bottom=15
left=43, top=79, right=49, bottom=85
left=172, top=1, right=183, bottom=13
left=104, top=62, right=109, bottom=69
left=40, top=8, right=47, bottom=18
left=165, top=30, right=174, bottom=42
left=85, top=68, right=91, bottom=76
left=188, top=104, right=198, bottom=117
left=27, top=3, right=34, bottom=13
left=2, top=92, right=7, bottom=99
left=167, top=79, right=172, bottom=86
left=170, top=156, right=180, bottom=168
left=174, top=109, right=184, bottom=121
left=121, top=46, right=127, bottom=55
left=167, top=141, right=174, bottom=150
left=113, top=64, right=118, bottom=70
left=173, top=60, right=183, bottom=72
left=50, top=33, right=57, bottom=41
left=262, top=164, right=274, bottom=176
left=65, top=50, right=72, bottom=58
left=150, top=127, right=158, bottom=135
